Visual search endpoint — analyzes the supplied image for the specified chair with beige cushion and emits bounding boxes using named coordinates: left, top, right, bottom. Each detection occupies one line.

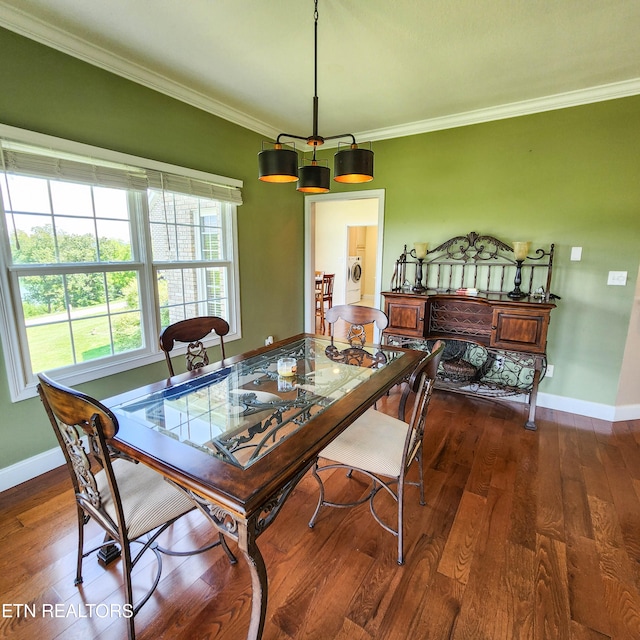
left=159, top=316, right=230, bottom=376
left=308, top=340, right=445, bottom=565
left=37, top=372, right=236, bottom=640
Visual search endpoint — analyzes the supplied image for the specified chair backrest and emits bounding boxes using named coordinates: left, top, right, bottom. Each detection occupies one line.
left=37, top=373, right=123, bottom=530
left=322, top=273, right=334, bottom=300
left=159, top=316, right=230, bottom=376
left=315, top=271, right=324, bottom=297
left=399, top=340, right=445, bottom=468
left=325, top=304, right=389, bottom=346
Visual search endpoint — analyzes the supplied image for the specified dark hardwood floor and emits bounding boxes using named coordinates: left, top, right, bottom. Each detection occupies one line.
left=2, top=389, right=640, bottom=639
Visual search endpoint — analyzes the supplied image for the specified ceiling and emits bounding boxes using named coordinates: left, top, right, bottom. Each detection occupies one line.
left=1, top=0, right=639, bottom=144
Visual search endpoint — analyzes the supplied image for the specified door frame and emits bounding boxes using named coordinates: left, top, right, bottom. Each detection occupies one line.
left=304, top=189, right=386, bottom=336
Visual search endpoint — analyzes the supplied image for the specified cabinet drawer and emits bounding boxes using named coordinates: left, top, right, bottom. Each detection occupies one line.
left=385, top=297, right=427, bottom=337
left=490, top=307, right=550, bottom=353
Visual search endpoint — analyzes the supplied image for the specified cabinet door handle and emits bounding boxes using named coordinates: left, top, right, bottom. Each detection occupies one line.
left=491, top=325, right=497, bottom=330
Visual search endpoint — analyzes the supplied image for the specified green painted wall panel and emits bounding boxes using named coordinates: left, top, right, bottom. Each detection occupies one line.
left=326, top=99, right=640, bottom=406
left=0, top=28, right=305, bottom=468
left=386, top=102, right=640, bottom=403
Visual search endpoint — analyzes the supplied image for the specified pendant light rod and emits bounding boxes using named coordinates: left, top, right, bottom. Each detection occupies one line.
left=257, top=0, right=374, bottom=188
left=311, top=0, right=321, bottom=146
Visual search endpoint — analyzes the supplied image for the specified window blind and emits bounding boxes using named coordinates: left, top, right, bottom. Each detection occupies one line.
left=1, top=148, right=149, bottom=191
left=0, top=141, right=243, bottom=205
left=146, top=169, right=243, bottom=205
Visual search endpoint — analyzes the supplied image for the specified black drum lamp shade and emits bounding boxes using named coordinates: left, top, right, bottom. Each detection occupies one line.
left=298, top=162, right=330, bottom=193
left=334, top=145, right=374, bottom=183
left=258, top=144, right=298, bottom=183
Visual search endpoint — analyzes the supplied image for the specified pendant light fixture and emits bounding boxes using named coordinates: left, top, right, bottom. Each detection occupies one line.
left=258, top=0, right=374, bottom=192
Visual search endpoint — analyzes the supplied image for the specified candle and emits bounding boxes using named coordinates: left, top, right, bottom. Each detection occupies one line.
left=277, top=357, right=297, bottom=376
left=413, top=242, right=428, bottom=259
left=512, top=241, right=531, bottom=261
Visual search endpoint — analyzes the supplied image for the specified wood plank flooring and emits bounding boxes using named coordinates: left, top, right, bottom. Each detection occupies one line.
left=1, top=390, right=639, bottom=639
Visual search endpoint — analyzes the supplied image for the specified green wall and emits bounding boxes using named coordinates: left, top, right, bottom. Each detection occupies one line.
left=327, top=98, right=640, bottom=405
left=0, top=27, right=304, bottom=468
left=1, top=26, right=639, bottom=471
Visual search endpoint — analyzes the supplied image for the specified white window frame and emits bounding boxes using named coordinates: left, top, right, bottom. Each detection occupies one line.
left=0, top=124, right=242, bottom=402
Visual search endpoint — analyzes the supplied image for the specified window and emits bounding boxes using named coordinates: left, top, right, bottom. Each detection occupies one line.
left=0, top=125, right=242, bottom=401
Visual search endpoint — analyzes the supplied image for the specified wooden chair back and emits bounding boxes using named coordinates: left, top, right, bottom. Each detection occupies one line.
left=325, top=304, right=389, bottom=345
left=159, top=316, right=229, bottom=376
left=322, top=273, right=334, bottom=307
left=37, top=373, right=122, bottom=528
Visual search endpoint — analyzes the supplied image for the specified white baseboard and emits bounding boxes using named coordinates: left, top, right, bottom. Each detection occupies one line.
left=1, top=395, right=639, bottom=494
left=537, top=392, right=615, bottom=420
left=613, top=402, right=640, bottom=421
left=537, top=393, right=640, bottom=422
left=0, top=444, right=66, bottom=493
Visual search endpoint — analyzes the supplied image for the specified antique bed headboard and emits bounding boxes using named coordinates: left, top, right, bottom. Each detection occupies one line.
left=390, top=231, right=556, bottom=301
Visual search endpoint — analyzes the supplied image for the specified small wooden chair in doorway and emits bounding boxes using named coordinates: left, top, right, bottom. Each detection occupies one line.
left=315, top=273, right=335, bottom=334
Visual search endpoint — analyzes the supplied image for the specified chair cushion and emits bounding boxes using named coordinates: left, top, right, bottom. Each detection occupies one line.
left=320, top=407, right=410, bottom=478
left=96, top=459, right=195, bottom=540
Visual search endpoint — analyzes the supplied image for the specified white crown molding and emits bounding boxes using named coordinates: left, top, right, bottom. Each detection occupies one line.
left=2, top=4, right=640, bottom=144
left=355, top=78, right=640, bottom=143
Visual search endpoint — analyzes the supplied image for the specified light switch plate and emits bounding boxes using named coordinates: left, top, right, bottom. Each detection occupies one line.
left=607, top=271, right=627, bottom=286
left=570, top=246, right=582, bottom=261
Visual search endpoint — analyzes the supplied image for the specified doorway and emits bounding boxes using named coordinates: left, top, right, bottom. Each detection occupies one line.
left=346, top=225, right=377, bottom=306
left=304, top=189, right=385, bottom=339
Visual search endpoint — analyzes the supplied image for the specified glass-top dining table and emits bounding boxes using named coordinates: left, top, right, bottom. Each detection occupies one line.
left=105, top=333, right=425, bottom=640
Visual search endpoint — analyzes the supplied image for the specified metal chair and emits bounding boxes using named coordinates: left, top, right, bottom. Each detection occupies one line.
left=159, top=316, right=230, bottom=376
left=37, top=373, right=236, bottom=640
left=325, top=303, right=389, bottom=346
left=308, top=341, right=445, bottom=565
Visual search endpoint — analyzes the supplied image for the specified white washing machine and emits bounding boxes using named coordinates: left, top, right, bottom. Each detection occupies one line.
left=346, top=256, right=362, bottom=304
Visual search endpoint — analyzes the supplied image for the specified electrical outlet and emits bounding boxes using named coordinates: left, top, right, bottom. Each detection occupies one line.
left=546, top=364, right=554, bottom=378
left=570, top=246, right=582, bottom=261
left=607, top=271, right=627, bottom=286
left=265, top=335, right=274, bottom=346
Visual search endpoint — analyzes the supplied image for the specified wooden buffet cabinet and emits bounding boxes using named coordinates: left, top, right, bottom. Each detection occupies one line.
left=382, top=232, right=558, bottom=429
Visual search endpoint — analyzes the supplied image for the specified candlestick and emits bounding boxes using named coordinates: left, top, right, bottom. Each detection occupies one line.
left=409, top=242, right=429, bottom=292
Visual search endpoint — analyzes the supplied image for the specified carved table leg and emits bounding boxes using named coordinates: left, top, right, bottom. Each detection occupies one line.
left=238, top=522, right=268, bottom=640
